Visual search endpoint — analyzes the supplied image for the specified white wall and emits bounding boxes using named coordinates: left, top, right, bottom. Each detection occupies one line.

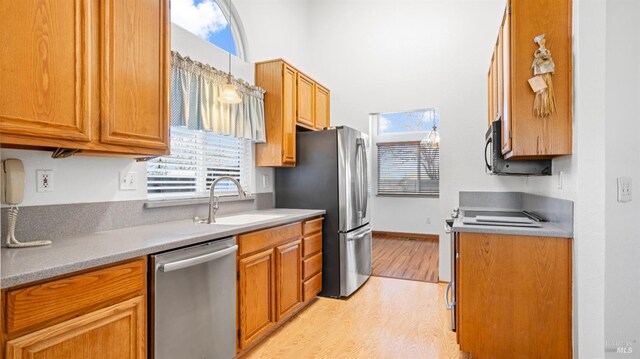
left=604, top=0, right=640, bottom=356
left=0, top=149, right=149, bottom=207
left=234, top=0, right=312, bottom=69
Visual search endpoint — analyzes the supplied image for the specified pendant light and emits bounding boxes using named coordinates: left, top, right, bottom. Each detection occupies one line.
left=421, top=111, right=440, bottom=149
left=218, top=0, right=242, bottom=104
left=421, top=124, right=440, bottom=149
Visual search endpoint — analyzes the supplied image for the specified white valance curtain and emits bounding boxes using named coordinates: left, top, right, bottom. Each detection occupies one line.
left=170, top=51, right=266, bottom=142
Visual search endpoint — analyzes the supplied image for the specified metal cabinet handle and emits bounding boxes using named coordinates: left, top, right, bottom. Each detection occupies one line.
left=160, top=245, right=238, bottom=272
left=444, top=282, right=454, bottom=309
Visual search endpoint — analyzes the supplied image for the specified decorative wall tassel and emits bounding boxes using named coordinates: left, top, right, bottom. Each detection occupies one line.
left=530, top=34, right=557, bottom=118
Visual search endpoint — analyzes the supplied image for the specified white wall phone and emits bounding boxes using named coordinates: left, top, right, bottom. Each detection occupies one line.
left=1, top=159, right=51, bottom=247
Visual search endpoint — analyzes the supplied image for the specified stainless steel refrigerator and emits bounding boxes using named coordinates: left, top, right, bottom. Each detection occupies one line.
left=275, top=126, right=372, bottom=298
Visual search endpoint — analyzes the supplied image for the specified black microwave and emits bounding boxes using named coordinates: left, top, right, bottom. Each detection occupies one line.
left=485, top=119, right=552, bottom=176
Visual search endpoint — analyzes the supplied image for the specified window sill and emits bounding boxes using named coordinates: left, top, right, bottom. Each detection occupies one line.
left=376, top=193, right=440, bottom=199
left=144, top=194, right=255, bottom=209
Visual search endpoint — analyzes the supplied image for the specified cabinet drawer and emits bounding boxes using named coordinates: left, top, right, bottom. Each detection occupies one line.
left=303, top=218, right=323, bottom=235
left=303, top=272, right=322, bottom=302
left=239, top=222, right=302, bottom=257
left=5, top=258, right=146, bottom=335
left=303, top=233, right=322, bottom=257
left=303, top=252, right=322, bottom=280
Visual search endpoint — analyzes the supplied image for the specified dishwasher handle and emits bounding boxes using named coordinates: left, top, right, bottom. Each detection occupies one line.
left=160, top=245, right=238, bottom=272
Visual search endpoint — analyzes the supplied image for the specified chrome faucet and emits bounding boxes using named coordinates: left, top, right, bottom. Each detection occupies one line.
left=195, top=176, right=247, bottom=224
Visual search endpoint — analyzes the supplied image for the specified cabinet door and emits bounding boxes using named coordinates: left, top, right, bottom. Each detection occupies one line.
left=501, top=7, right=512, bottom=154
left=282, top=64, right=297, bottom=165
left=275, top=240, right=303, bottom=320
left=491, top=48, right=499, bottom=122
left=458, top=233, right=571, bottom=358
left=6, top=296, right=146, bottom=359
left=487, top=67, right=492, bottom=126
left=238, top=248, right=276, bottom=349
left=497, top=27, right=504, bottom=123
left=100, top=0, right=169, bottom=150
left=0, top=0, right=90, bottom=143
left=314, top=85, right=330, bottom=130
left=296, top=73, right=315, bottom=128
left=487, top=55, right=495, bottom=124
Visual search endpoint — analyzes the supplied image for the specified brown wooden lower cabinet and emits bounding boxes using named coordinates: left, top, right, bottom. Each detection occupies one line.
left=276, top=240, right=303, bottom=320
left=6, top=296, right=146, bottom=359
left=1, top=258, right=148, bottom=358
left=237, top=217, right=323, bottom=353
left=238, top=248, right=277, bottom=349
left=456, top=232, right=572, bottom=358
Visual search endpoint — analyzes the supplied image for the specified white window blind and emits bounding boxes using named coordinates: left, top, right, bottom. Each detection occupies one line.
left=147, top=126, right=252, bottom=199
left=377, top=141, right=439, bottom=196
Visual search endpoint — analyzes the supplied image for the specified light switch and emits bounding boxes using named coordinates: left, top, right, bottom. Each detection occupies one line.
left=617, top=177, right=632, bottom=203
left=119, top=171, right=137, bottom=191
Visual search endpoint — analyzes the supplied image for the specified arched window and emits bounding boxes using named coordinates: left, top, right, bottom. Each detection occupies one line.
left=171, top=0, right=247, bottom=60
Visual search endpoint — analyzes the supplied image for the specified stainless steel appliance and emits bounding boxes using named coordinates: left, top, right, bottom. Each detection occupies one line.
left=151, top=237, right=237, bottom=359
left=444, top=208, right=458, bottom=331
left=275, top=126, right=372, bottom=298
left=485, top=119, right=552, bottom=176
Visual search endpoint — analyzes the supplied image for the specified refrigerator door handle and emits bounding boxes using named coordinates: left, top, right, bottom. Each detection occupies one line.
left=346, top=227, right=373, bottom=241
left=355, top=139, right=364, bottom=218
left=361, top=140, right=369, bottom=218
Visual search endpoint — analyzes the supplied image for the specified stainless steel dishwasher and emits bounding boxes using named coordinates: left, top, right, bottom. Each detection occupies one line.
left=151, top=237, right=237, bottom=359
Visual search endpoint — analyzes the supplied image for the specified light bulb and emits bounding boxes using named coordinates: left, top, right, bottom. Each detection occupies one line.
left=218, top=83, right=242, bottom=104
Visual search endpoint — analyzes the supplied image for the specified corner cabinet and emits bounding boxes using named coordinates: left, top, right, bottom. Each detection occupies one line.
left=1, top=258, right=147, bottom=358
left=488, top=0, right=572, bottom=159
left=255, top=59, right=331, bottom=167
left=456, top=233, right=572, bottom=358
left=0, top=0, right=170, bottom=158
left=237, top=218, right=323, bottom=354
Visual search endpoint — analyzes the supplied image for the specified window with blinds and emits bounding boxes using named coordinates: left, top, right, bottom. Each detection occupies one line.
left=147, top=126, right=252, bottom=199
left=377, top=141, right=439, bottom=196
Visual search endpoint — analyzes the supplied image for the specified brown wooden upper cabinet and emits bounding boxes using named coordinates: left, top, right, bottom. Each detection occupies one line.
left=0, top=0, right=170, bottom=158
left=488, top=0, right=572, bottom=159
left=255, top=59, right=331, bottom=167
left=296, top=73, right=315, bottom=129
left=314, top=84, right=330, bottom=131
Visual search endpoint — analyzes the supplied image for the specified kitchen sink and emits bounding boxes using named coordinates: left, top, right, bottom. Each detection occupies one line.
left=213, top=213, right=286, bottom=225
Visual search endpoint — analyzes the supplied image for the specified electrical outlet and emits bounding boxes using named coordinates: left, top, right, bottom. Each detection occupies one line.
left=119, top=171, right=137, bottom=191
left=617, top=177, right=632, bottom=203
left=262, top=174, right=269, bottom=189
left=36, top=170, right=53, bottom=192
left=426, top=217, right=431, bottom=224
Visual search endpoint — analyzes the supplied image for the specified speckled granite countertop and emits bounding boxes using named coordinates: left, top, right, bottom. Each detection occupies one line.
left=452, top=207, right=573, bottom=238
left=1, top=208, right=325, bottom=289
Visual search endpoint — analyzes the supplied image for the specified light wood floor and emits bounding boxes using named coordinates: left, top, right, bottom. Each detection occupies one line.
left=243, top=277, right=467, bottom=359
left=372, top=235, right=439, bottom=282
